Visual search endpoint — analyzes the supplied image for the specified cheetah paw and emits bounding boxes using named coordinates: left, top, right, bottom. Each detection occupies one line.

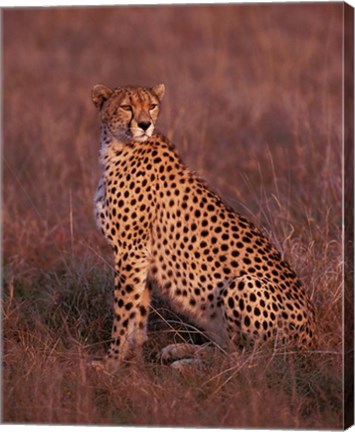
left=170, top=358, right=204, bottom=373
left=88, top=358, right=120, bottom=374
left=160, top=343, right=212, bottom=364
left=160, top=343, right=196, bottom=363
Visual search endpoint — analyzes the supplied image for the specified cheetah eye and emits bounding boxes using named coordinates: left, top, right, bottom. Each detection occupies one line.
left=120, top=105, right=132, bottom=111
left=149, top=104, right=158, bottom=110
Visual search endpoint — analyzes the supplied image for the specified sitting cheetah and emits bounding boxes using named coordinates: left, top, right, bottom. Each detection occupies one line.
left=91, top=83, right=315, bottom=371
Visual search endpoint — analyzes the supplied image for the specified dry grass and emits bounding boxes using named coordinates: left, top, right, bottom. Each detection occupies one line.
left=3, top=3, right=345, bottom=428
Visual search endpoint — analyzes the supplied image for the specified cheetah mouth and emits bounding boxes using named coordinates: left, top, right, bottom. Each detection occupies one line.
left=130, top=129, right=152, bottom=142
left=135, top=136, right=149, bottom=143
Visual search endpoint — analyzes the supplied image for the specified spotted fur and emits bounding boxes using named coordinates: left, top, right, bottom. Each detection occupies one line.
left=91, top=84, right=315, bottom=370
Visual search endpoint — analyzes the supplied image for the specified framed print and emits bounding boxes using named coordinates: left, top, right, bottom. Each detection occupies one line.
left=2, top=2, right=354, bottom=429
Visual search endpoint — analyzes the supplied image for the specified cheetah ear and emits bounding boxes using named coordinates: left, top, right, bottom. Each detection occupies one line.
left=152, top=84, right=165, bottom=102
left=91, top=84, right=113, bottom=110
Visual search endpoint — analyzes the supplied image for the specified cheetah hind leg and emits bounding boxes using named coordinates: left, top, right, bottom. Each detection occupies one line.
left=222, top=274, right=315, bottom=350
left=160, top=343, right=214, bottom=372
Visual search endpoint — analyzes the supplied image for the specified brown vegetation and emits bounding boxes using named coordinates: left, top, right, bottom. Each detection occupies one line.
left=3, top=3, right=344, bottom=427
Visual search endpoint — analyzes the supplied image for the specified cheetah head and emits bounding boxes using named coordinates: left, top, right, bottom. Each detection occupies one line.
left=91, top=84, right=165, bottom=143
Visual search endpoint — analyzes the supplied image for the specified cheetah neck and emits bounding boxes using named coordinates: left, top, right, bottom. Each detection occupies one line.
left=98, top=124, right=126, bottom=165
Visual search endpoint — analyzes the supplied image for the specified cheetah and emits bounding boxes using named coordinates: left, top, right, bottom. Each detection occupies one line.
left=91, top=83, right=315, bottom=371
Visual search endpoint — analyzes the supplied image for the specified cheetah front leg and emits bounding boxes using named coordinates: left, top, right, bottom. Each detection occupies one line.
left=92, top=249, right=150, bottom=372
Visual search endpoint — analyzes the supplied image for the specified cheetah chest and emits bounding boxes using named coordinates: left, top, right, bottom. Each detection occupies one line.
left=95, top=149, right=157, bottom=250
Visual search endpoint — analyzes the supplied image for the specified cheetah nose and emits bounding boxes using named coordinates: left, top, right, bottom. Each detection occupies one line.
left=138, top=121, right=151, bottom=131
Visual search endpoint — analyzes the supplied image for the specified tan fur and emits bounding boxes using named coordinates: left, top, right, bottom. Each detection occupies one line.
left=91, top=84, right=315, bottom=371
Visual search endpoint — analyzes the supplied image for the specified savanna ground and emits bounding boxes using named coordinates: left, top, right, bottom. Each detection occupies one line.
left=2, top=3, right=349, bottom=428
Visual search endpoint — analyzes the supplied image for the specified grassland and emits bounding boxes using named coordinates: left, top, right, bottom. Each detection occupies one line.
left=3, top=3, right=346, bottom=427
